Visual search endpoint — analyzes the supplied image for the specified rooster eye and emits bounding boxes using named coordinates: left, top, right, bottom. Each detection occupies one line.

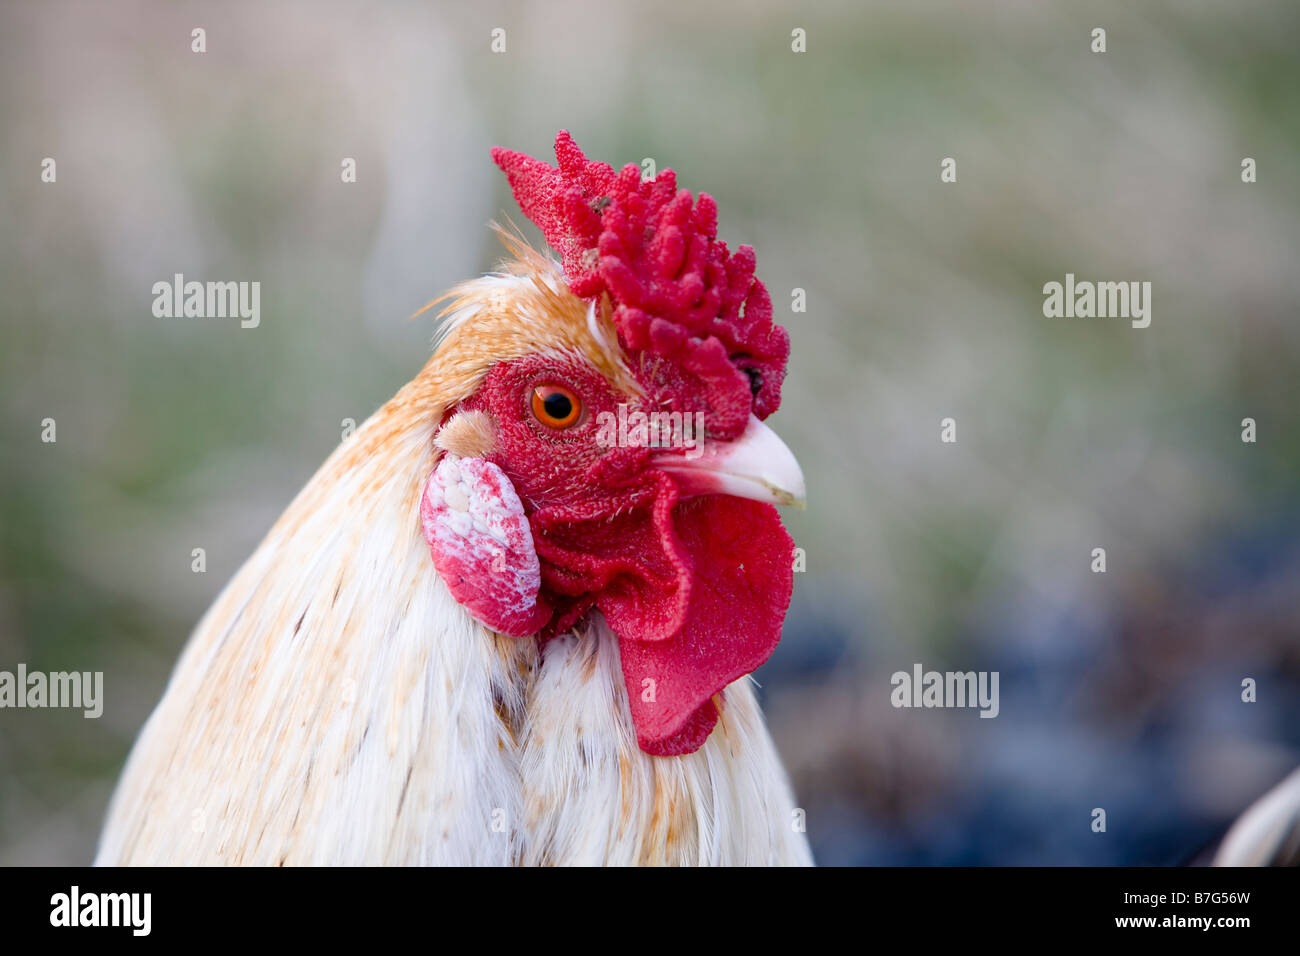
left=530, top=384, right=582, bottom=429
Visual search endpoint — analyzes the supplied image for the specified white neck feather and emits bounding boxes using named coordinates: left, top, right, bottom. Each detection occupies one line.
left=95, top=386, right=811, bottom=866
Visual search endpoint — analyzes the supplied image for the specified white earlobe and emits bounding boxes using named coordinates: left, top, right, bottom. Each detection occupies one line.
left=420, top=455, right=550, bottom=637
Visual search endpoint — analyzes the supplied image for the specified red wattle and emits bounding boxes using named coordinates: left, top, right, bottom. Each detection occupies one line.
left=530, top=479, right=795, bottom=755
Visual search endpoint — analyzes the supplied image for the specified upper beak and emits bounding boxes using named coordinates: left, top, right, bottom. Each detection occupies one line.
left=654, top=414, right=807, bottom=509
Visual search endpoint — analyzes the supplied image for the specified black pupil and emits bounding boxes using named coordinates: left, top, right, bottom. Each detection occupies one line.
left=543, top=391, right=572, bottom=420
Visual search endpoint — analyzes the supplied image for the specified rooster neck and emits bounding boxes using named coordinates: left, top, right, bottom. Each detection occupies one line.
left=95, top=267, right=810, bottom=865
left=512, top=614, right=811, bottom=865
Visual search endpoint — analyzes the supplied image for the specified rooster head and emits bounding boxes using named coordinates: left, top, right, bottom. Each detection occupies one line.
left=420, top=131, right=803, bottom=756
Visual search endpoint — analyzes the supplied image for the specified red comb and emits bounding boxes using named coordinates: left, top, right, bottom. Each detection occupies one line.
left=491, top=131, right=789, bottom=430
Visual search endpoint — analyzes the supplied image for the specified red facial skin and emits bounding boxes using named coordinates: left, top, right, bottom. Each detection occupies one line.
left=447, top=354, right=795, bottom=756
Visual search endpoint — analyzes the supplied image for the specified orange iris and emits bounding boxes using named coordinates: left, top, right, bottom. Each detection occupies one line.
left=530, top=384, right=582, bottom=429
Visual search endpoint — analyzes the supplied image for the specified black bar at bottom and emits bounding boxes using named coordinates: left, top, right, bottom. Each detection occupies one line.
left=0, top=865, right=1286, bottom=942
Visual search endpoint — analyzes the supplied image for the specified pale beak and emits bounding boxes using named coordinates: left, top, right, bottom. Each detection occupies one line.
left=655, top=414, right=807, bottom=509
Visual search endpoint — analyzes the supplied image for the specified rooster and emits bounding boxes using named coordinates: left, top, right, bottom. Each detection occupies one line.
left=95, top=132, right=812, bottom=866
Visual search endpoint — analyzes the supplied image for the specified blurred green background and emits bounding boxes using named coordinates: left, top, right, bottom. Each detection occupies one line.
left=1, top=0, right=1297, bottom=864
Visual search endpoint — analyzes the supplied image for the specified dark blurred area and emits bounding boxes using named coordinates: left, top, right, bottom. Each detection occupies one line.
left=1, top=0, right=1297, bottom=864
left=763, top=521, right=1300, bottom=865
